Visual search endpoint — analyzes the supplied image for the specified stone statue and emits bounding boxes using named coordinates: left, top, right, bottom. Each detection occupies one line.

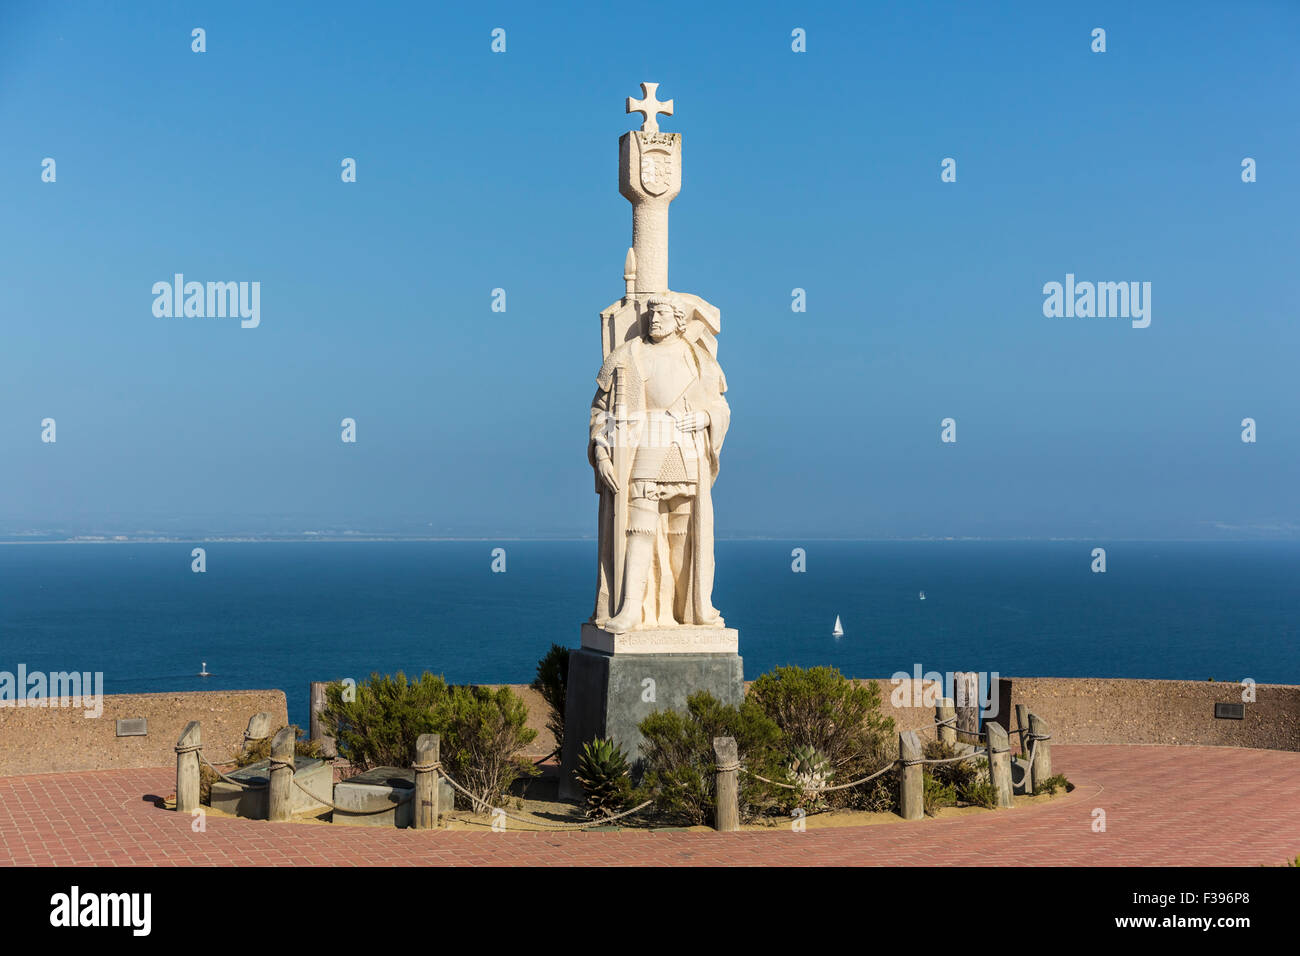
left=584, top=82, right=733, bottom=636
left=589, top=293, right=729, bottom=631
left=560, top=81, right=744, bottom=800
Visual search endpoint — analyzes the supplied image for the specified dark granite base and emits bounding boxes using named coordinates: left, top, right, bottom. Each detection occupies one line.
left=557, top=643, right=744, bottom=801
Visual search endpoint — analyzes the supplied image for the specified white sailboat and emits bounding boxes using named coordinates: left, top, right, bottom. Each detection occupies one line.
left=832, top=615, right=843, bottom=638
left=919, top=591, right=926, bottom=601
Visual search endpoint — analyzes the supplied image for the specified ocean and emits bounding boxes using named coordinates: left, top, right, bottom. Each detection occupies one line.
left=1, top=540, right=1296, bottom=729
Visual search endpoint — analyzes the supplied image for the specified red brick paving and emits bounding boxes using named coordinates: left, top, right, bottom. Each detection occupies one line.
left=0, top=745, right=1297, bottom=866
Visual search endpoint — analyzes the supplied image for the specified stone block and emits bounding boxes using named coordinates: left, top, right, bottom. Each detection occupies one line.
left=210, top=757, right=331, bottom=819
left=332, top=766, right=454, bottom=827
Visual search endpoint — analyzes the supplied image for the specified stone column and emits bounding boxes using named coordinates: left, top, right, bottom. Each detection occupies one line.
left=1029, top=712, right=1053, bottom=793
left=1014, top=703, right=1029, bottom=756
left=175, top=721, right=200, bottom=814
left=955, top=671, right=979, bottom=744
left=244, top=711, right=272, bottom=755
left=308, top=683, right=336, bottom=757
left=898, top=731, right=923, bottom=820
left=712, top=736, right=740, bottom=832
left=936, top=697, right=956, bottom=748
left=985, top=722, right=1013, bottom=808
left=414, top=733, right=441, bottom=830
left=268, top=727, right=295, bottom=822
left=619, top=130, right=680, bottom=294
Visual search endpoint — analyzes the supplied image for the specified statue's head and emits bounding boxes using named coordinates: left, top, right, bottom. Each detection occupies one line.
left=646, top=296, right=688, bottom=342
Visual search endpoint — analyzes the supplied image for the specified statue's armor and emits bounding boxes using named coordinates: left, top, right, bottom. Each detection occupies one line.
left=630, top=338, right=700, bottom=484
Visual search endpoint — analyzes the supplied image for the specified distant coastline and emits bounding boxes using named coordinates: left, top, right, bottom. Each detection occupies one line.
left=0, top=534, right=1296, bottom=544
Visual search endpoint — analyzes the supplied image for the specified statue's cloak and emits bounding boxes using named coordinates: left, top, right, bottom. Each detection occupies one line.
left=589, top=334, right=728, bottom=627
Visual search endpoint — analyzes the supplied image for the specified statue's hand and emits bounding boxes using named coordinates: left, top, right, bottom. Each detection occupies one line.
left=596, top=457, right=620, bottom=494
left=678, top=410, right=711, bottom=433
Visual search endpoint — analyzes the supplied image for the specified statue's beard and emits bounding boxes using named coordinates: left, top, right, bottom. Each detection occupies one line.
left=648, top=322, right=678, bottom=342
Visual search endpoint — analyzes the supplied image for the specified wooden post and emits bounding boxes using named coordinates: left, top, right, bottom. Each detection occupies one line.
left=414, top=733, right=441, bottom=830
left=268, top=726, right=295, bottom=822
left=1029, top=712, right=1053, bottom=793
left=936, top=697, right=956, bottom=748
left=712, top=736, right=740, bottom=832
left=244, top=711, right=272, bottom=755
left=954, top=671, right=979, bottom=744
left=898, top=731, right=923, bottom=820
left=1015, top=703, right=1029, bottom=756
left=175, top=721, right=200, bottom=813
left=985, top=722, right=1013, bottom=808
left=308, top=682, right=337, bottom=758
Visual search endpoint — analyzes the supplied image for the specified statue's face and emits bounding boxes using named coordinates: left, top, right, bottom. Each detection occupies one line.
left=648, top=304, right=680, bottom=342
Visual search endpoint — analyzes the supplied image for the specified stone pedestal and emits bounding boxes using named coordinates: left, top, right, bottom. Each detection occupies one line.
left=558, top=624, right=743, bottom=801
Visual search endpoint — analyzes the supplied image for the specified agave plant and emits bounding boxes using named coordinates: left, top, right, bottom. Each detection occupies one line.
left=787, top=744, right=832, bottom=810
left=573, top=738, right=634, bottom=820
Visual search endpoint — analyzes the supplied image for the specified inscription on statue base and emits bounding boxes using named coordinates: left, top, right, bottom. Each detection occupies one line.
left=581, top=622, right=738, bottom=655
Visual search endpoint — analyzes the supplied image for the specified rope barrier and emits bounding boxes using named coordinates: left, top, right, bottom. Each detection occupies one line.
left=291, top=775, right=414, bottom=814
left=194, top=748, right=268, bottom=790
left=918, top=751, right=985, bottom=766
left=437, top=769, right=653, bottom=829
left=740, top=737, right=989, bottom=797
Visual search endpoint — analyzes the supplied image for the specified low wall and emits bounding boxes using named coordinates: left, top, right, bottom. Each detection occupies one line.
left=992, top=678, right=1300, bottom=751
left=0, top=690, right=288, bottom=777
left=5, top=676, right=1296, bottom=778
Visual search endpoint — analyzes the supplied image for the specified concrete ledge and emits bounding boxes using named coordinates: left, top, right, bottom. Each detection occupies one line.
left=993, top=677, right=1300, bottom=751
left=0, top=689, right=288, bottom=777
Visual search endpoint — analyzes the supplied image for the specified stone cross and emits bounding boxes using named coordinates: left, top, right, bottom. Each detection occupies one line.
left=626, top=81, right=674, bottom=133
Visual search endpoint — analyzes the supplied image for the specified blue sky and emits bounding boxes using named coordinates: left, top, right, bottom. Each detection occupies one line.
left=1, top=1, right=1297, bottom=538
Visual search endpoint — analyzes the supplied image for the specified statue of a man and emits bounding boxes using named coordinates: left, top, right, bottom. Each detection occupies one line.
left=589, top=294, right=729, bottom=632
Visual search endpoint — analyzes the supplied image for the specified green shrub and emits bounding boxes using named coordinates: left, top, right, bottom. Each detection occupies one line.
left=638, top=692, right=784, bottom=826
left=857, top=770, right=899, bottom=813
left=573, top=738, right=633, bottom=819
left=435, top=684, right=539, bottom=812
left=320, top=672, right=449, bottom=772
left=923, top=772, right=957, bottom=815
left=923, top=739, right=980, bottom=791
left=1032, top=773, right=1073, bottom=796
left=531, top=644, right=569, bottom=757
left=962, top=779, right=997, bottom=809
left=922, top=739, right=996, bottom=808
left=319, top=672, right=539, bottom=813
left=747, top=666, right=895, bottom=809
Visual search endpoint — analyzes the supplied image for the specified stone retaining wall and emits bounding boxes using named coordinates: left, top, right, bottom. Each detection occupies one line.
left=5, top=676, right=1296, bottom=778
left=0, top=690, right=288, bottom=777
left=992, top=677, right=1300, bottom=751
